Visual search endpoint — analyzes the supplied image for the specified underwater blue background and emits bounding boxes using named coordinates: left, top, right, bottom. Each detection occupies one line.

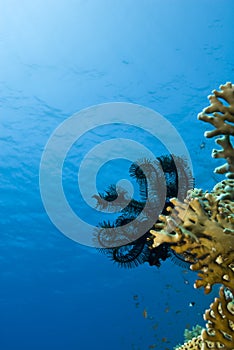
left=1, top=1, right=234, bottom=349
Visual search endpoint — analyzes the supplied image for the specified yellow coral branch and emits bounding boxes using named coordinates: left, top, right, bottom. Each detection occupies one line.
left=149, top=82, right=234, bottom=350
left=202, top=287, right=234, bottom=349
left=198, top=82, right=234, bottom=176
left=151, top=179, right=234, bottom=294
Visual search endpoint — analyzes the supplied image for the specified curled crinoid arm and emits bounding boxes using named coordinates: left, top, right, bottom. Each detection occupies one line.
left=202, top=287, right=234, bottom=350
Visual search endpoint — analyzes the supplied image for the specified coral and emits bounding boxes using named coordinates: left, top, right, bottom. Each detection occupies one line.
left=149, top=83, right=234, bottom=349
left=173, top=336, right=202, bottom=350
left=151, top=179, right=234, bottom=294
left=174, top=325, right=204, bottom=350
left=184, top=325, right=204, bottom=342
left=202, top=287, right=234, bottom=349
left=173, top=290, right=234, bottom=350
left=198, top=82, right=234, bottom=177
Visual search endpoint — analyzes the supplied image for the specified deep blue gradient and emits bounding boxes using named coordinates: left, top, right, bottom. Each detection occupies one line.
left=1, top=1, right=234, bottom=349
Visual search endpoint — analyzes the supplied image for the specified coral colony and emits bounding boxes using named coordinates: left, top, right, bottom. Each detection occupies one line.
left=95, top=83, right=234, bottom=349
left=150, top=83, right=234, bottom=349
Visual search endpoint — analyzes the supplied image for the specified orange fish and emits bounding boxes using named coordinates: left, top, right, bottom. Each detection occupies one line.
left=143, top=309, right=148, bottom=318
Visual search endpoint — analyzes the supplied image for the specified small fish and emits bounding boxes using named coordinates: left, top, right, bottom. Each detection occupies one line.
left=164, top=307, right=170, bottom=313
left=200, top=142, right=205, bottom=149
left=133, top=295, right=138, bottom=301
left=148, top=344, right=156, bottom=349
left=189, top=302, right=195, bottom=307
left=162, top=337, right=167, bottom=343
left=143, top=309, right=148, bottom=319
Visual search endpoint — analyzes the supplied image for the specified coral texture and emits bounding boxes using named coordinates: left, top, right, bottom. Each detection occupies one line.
left=174, top=325, right=204, bottom=350
left=174, top=336, right=202, bottom=350
left=202, top=287, right=234, bottom=350
left=149, top=83, right=234, bottom=349
left=198, top=82, right=234, bottom=177
left=151, top=179, right=234, bottom=294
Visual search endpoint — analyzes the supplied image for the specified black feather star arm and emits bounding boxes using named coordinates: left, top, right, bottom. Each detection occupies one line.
left=94, top=154, right=194, bottom=269
left=100, top=236, right=150, bottom=269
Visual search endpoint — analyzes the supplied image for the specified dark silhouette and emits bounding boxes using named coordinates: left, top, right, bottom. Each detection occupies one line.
left=94, top=155, right=194, bottom=268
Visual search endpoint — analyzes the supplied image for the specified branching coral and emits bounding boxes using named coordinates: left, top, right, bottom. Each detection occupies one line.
left=198, top=82, right=234, bottom=177
left=174, top=335, right=203, bottom=350
left=202, top=287, right=234, bottom=349
left=149, top=82, right=234, bottom=349
left=151, top=180, right=234, bottom=294
left=174, top=325, right=204, bottom=350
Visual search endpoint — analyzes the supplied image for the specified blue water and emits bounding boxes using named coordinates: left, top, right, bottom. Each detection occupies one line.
left=1, top=1, right=234, bottom=349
